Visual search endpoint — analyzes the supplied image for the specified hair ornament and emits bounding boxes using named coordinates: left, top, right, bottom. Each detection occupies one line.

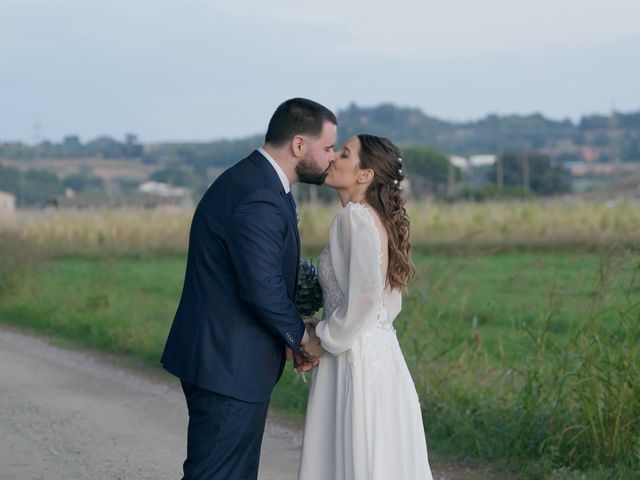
left=398, top=169, right=403, bottom=174
left=397, top=157, right=403, bottom=163
left=393, top=179, right=398, bottom=185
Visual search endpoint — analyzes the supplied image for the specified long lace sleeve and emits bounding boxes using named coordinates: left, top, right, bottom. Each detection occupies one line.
left=315, top=203, right=385, bottom=355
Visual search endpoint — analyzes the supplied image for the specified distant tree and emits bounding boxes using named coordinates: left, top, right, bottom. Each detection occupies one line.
left=403, top=146, right=461, bottom=198
left=0, top=165, right=21, bottom=194
left=62, top=172, right=104, bottom=193
left=0, top=142, right=32, bottom=160
left=86, top=136, right=126, bottom=158
left=150, top=165, right=195, bottom=186
left=61, top=135, right=83, bottom=157
left=0, top=165, right=63, bottom=205
left=488, top=152, right=569, bottom=195
left=141, top=135, right=263, bottom=169
left=618, top=111, right=640, bottom=128
left=63, top=135, right=81, bottom=147
left=124, top=133, right=143, bottom=157
left=113, top=177, right=140, bottom=193
left=621, top=133, right=640, bottom=162
left=579, top=115, right=609, bottom=130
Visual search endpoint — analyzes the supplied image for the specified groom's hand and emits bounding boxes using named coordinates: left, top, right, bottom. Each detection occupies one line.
left=293, top=351, right=318, bottom=372
left=288, top=342, right=317, bottom=372
left=300, top=324, right=324, bottom=360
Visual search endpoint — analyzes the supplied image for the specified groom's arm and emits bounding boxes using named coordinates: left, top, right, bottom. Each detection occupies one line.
left=227, top=189, right=306, bottom=351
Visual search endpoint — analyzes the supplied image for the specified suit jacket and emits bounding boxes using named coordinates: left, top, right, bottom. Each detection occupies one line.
left=161, top=150, right=305, bottom=403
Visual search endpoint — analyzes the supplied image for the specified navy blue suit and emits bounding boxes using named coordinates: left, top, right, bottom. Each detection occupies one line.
left=161, top=150, right=305, bottom=479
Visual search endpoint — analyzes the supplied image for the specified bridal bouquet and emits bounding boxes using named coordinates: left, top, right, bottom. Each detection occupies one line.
left=295, top=258, right=323, bottom=316
left=294, top=258, right=323, bottom=382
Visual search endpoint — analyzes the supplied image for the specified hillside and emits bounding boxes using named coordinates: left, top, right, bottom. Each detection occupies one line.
left=2, top=104, right=639, bottom=169
left=337, top=104, right=640, bottom=161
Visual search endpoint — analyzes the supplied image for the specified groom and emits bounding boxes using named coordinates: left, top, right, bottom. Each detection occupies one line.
left=161, top=98, right=336, bottom=479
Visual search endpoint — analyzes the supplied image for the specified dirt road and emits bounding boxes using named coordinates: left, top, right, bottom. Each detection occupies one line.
left=0, top=327, right=302, bottom=480
left=0, top=327, right=490, bottom=480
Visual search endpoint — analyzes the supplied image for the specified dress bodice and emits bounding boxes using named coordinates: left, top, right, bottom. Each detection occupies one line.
left=317, top=245, right=345, bottom=317
left=318, top=245, right=395, bottom=332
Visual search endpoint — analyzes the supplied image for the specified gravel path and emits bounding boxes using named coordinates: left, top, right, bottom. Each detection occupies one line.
left=0, top=327, right=302, bottom=480
left=0, top=326, right=496, bottom=480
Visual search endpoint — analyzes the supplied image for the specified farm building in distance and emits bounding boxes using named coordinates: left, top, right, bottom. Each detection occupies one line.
left=0, top=190, right=16, bottom=217
left=46, top=182, right=193, bottom=209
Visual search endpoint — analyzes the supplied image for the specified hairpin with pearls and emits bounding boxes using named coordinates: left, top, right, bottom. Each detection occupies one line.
left=394, top=156, right=404, bottom=189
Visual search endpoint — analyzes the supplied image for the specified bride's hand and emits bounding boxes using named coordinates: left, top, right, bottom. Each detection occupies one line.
left=303, top=316, right=320, bottom=327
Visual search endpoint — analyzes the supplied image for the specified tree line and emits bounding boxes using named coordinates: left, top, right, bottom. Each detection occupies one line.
left=2, top=104, right=638, bottom=165
left=1, top=147, right=568, bottom=207
left=5, top=103, right=622, bottom=205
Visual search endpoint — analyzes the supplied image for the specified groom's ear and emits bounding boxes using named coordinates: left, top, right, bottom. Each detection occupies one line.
left=291, top=135, right=305, bottom=158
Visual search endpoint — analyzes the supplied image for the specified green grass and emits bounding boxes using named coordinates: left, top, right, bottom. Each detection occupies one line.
left=0, top=257, right=184, bottom=364
left=0, top=251, right=638, bottom=478
left=4, top=253, right=632, bottom=366
left=403, top=253, right=639, bottom=360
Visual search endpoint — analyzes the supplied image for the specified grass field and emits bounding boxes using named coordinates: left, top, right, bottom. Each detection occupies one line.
left=2, top=199, right=639, bottom=258
left=1, top=249, right=638, bottom=478
left=1, top=201, right=639, bottom=478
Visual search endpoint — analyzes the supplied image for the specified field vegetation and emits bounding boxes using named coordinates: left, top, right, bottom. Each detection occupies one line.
left=2, top=199, right=639, bottom=257
left=0, top=200, right=638, bottom=479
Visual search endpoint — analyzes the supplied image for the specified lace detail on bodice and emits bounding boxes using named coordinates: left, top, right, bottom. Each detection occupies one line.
left=317, top=245, right=395, bottom=332
left=317, top=245, right=344, bottom=318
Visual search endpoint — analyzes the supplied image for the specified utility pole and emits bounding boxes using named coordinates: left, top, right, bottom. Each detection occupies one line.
left=447, top=159, right=454, bottom=198
left=608, top=106, right=620, bottom=165
left=18, top=170, right=25, bottom=207
left=497, top=155, right=504, bottom=189
left=522, top=150, right=530, bottom=192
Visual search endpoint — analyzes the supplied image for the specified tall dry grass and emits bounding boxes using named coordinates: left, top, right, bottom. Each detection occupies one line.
left=2, top=199, right=638, bottom=257
left=0, top=208, right=192, bottom=258
left=406, top=199, right=640, bottom=253
left=300, top=199, right=640, bottom=252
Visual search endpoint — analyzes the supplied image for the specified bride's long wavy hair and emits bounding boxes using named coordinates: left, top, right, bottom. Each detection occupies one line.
left=357, top=134, right=415, bottom=291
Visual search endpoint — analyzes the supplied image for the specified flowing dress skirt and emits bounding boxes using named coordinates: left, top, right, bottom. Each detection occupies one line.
left=298, top=326, right=433, bottom=480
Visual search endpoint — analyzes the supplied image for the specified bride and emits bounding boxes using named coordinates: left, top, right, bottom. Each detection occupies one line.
left=297, top=134, right=433, bottom=480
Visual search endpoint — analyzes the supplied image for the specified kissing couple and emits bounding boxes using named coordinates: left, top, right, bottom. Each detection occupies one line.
left=161, top=98, right=433, bottom=480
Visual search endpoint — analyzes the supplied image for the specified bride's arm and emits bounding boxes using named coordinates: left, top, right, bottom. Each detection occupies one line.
left=314, top=204, right=384, bottom=355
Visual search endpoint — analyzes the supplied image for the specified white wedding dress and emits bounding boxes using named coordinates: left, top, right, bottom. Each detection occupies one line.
left=298, top=202, right=433, bottom=480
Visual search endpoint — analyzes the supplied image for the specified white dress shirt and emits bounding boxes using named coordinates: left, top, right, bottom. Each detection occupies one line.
left=258, top=147, right=290, bottom=194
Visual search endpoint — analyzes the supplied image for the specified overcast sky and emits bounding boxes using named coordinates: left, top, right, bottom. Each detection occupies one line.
left=1, top=0, right=639, bottom=143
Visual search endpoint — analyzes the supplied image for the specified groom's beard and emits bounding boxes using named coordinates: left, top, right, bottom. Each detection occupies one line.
left=296, top=156, right=327, bottom=185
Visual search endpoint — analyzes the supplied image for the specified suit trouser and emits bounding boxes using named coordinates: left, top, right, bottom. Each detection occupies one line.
left=180, top=381, right=270, bottom=480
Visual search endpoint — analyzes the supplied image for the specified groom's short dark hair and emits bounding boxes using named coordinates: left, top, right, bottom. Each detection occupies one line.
left=265, top=98, right=337, bottom=147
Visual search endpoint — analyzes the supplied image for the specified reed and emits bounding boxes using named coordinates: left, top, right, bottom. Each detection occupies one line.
left=3, top=199, right=637, bottom=258
left=407, top=251, right=640, bottom=476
